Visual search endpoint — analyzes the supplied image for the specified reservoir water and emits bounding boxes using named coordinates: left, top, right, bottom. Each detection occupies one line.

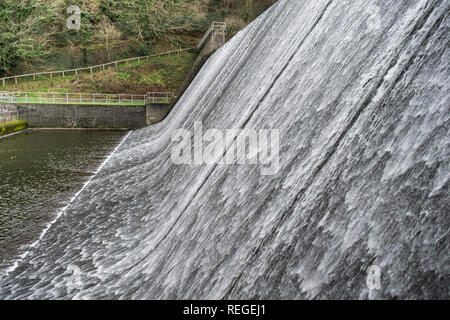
left=0, top=131, right=126, bottom=269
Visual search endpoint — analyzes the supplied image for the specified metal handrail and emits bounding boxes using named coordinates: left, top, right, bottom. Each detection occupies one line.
left=0, top=111, right=19, bottom=124
left=0, top=47, right=196, bottom=86
left=197, top=22, right=227, bottom=50
left=0, top=91, right=173, bottom=105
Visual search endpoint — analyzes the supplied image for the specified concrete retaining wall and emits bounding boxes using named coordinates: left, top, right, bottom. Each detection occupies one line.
left=146, top=103, right=171, bottom=125
left=172, top=31, right=226, bottom=107
left=146, top=30, right=226, bottom=125
left=0, top=104, right=18, bottom=113
left=3, top=103, right=146, bottom=129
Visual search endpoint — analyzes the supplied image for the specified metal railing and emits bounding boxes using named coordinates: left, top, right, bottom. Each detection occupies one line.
left=197, top=22, right=227, bottom=50
left=0, top=91, right=173, bottom=105
left=0, top=47, right=196, bottom=86
left=145, top=92, right=173, bottom=104
left=0, top=111, right=19, bottom=124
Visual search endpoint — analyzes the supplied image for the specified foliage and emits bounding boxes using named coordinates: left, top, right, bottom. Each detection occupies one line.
left=0, top=0, right=277, bottom=76
left=0, top=0, right=57, bottom=76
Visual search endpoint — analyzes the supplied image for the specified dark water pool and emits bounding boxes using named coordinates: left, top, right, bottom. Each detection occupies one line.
left=0, top=130, right=126, bottom=269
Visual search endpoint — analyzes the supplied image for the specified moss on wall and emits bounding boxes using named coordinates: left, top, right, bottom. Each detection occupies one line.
left=0, top=120, right=28, bottom=136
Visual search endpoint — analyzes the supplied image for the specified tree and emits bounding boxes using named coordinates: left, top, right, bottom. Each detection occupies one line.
left=97, top=18, right=122, bottom=60
left=0, top=0, right=54, bottom=76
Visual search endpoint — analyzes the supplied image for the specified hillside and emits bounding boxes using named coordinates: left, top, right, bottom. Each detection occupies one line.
left=2, top=51, right=196, bottom=94
left=0, top=0, right=277, bottom=78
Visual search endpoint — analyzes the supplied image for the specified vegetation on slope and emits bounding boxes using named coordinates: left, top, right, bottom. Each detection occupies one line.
left=0, top=0, right=277, bottom=77
left=3, top=52, right=196, bottom=94
left=0, top=0, right=277, bottom=96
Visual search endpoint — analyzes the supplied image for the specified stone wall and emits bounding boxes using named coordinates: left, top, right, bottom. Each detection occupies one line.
left=0, top=104, right=18, bottom=113
left=4, top=103, right=146, bottom=129
left=146, top=103, right=171, bottom=125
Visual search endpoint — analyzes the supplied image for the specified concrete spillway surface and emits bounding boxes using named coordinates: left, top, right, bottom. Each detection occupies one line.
left=0, top=0, right=449, bottom=299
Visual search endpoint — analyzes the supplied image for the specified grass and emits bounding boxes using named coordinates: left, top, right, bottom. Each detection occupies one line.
left=0, top=119, right=28, bottom=136
left=1, top=52, right=196, bottom=96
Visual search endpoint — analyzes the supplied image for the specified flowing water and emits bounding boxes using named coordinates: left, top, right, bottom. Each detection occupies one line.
left=0, top=131, right=126, bottom=270
left=0, top=0, right=448, bottom=299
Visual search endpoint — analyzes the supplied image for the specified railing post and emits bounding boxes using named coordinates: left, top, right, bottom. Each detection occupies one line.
left=66, top=93, right=68, bottom=104
left=15, top=77, right=17, bottom=85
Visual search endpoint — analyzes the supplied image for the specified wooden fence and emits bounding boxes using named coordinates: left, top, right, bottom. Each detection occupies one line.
left=0, top=47, right=196, bottom=87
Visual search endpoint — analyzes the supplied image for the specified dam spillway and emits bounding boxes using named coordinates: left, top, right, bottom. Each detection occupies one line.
left=0, top=0, right=449, bottom=299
